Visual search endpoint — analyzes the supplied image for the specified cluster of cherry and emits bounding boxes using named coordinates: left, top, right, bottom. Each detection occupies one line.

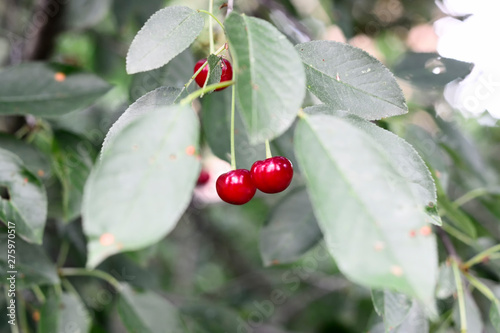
left=194, top=58, right=294, bottom=205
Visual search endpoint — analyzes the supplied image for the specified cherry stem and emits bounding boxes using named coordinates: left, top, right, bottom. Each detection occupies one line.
left=451, top=258, right=467, bottom=333
left=59, top=267, right=122, bottom=291
left=180, top=80, right=235, bottom=106
left=198, top=9, right=225, bottom=32
left=230, top=83, right=236, bottom=170
left=208, top=0, right=215, bottom=54
left=265, top=140, right=272, bottom=159
left=463, top=243, right=500, bottom=269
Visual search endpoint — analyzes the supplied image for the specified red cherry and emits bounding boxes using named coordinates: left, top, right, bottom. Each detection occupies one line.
left=216, top=169, right=256, bottom=205
left=193, top=58, right=233, bottom=91
left=196, top=170, right=210, bottom=186
left=250, top=156, right=293, bottom=193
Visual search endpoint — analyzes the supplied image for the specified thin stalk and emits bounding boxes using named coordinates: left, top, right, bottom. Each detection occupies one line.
left=17, top=292, right=31, bottom=333
left=442, top=223, right=475, bottom=247
left=230, top=83, right=236, bottom=170
left=180, top=80, right=235, bottom=106
left=198, top=9, right=225, bottom=31
left=62, top=278, right=80, bottom=297
left=463, top=243, right=500, bottom=269
left=31, top=285, right=46, bottom=304
left=59, top=268, right=121, bottom=291
left=56, top=240, right=69, bottom=267
left=464, top=272, right=500, bottom=305
left=208, top=0, right=215, bottom=54
left=453, top=188, right=490, bottom=208
left=265, top=140, right=272, bottom=159
left=452, top=259, right=467, bottom=333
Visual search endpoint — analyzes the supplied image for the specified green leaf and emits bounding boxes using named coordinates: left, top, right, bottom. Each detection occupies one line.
left=296, top=41, right=407, bottom=120
left=39, top=290, right=91, bottom=333
left=83, top=105, right=200, bottom=268
left=102, top=86, right=182, bottom=154
left=437, top=195, right=477, bottom=239
left=0, top=148, right=47, bottom=244
left=206, top=54, right=222, bottom=88
left=201, top=89, right=266, bottom=170
left=129, top=49, right=195, bottom=101
left=393, top=301, right=429, bottom=333
left=126, top=6, right=204, bottom=74
left=393, top=52, right=472, bottom=89
left=260, top=189, right=322, bottom=266
left=52, top=131, right=95, bottom=223
left=117, top=284, right=185, bottom=333
left=0, top=234, right=59, bottom=288
left=490, top=302, right=500, bottom=333
left=225, top=13, right=306, bottom=144
left=371, top=289, right=412, bottom=332
left=402, top=125, right=450, bottom=190
left=435, top=263, right=455, bottom=299
left=305, top=106, right=441, bottom=225
left=0, top=62, right=111, bottom=116
left=0, top=133, right=51, bottom=180
left=294, top=113, right=438, bottom=309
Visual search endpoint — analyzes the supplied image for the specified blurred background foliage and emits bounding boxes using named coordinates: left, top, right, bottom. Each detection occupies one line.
left=0, top=0, right=499, bottom=332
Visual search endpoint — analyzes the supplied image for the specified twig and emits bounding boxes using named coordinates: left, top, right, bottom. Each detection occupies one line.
left=226, top=0, right=234, bottom=17
left=23, top=0, right=67, bottom=60
left=437, top=227, right=459, bottom=259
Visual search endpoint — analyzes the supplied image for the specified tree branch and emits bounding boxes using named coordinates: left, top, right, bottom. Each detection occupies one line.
left=23, top=0, right=67, bottom=60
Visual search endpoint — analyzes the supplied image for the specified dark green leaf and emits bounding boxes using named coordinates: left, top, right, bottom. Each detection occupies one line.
left=129, top=49, right=195, bottom=101
left=52, top=131, right=95, bottom=223
left=117, top=284, right=185, bottom=333
left=490, top=302, right=500, bottom=333
left=0, top=133, right=51, bottom=180
left=201, top=89, right=266, bottom=170
left=437, top=195, right=477, bottom=239
left=0, top=234, right=59, bottom=288
left=126, top=6, right=204, bottom=74
left=206, top=55, right=222, bottom=88
left=83, top=105, right=200, bottom=268
left=393, top=53, right=472, bottom=89
left=0, top=148, right=47, bottom=244
left=225, top=13, right=306, bottom=144
left=296, top=41, right=407, bottom=120
left=260, top=189, right=322, bottom=266
left=0, top=63, right=111, bottom=116
left=294, top=114, right=438, bottom=309
left=39, top=290, right=91, bottom=333
left=102, top=86, right=182, bottom=154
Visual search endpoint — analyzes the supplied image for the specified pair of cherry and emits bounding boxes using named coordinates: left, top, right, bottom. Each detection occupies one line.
left=216, top=157, right=294, bottom=205
left=193, top=59, right=293, bottom=204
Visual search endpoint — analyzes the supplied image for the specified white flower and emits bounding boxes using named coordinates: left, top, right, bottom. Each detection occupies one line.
left=434, top=0, right=500, bottom=118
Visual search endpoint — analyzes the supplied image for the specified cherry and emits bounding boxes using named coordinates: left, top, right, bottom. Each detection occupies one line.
left=250, top=157, right=293, bottom=194
left=216, top=169, right=256, bottom=205
left=194, top=58, right=233, bottom=91
left=196, top=170, right=210, bottom=186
